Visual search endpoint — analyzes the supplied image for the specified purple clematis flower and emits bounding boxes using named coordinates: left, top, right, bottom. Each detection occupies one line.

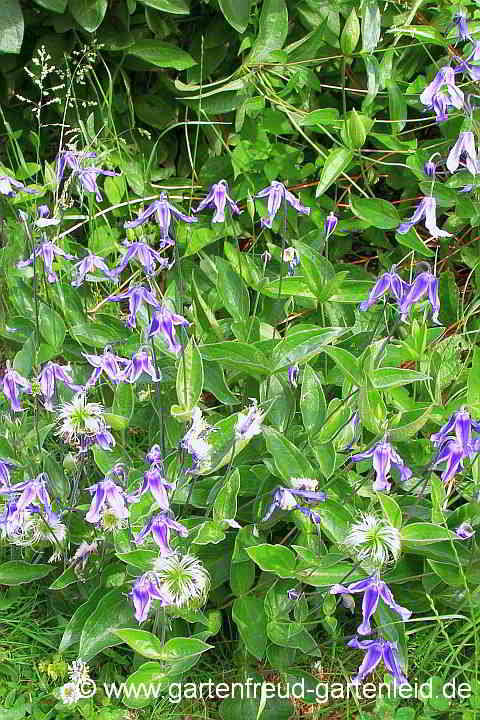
left=431, top=438, right=469, bottom=483
left=148, top=306, right=189, bottom=355
left=128, top=466, right=175, bottom=510
left=398, top=270, right=440, bottom=324
left=2, top=365, right=32, bottom=412
left=456, top=521, right=475, bottom=539
left=256, top=181, right=310, bottom=228
left=446, top=131, right=479, bottom=175
left=419, top=66, right=464, bottom=122
left=347, top=637, right=408, bottom=685
left=110, top=240, right=172, bottom=277
left=351, top=441, right=412, bottom=492
left=72, top=254, right=114, bottom=287
left=56, top=150, right=97, bottom=182
left=35, top=205, right=60, bottom=228
left=146, top=444, right=163, bottom=466
left=424, top=160, right=437, bottom=177
left=130, top=572, right=172, bottom=623
left=124, top=192, right=197, bottom=246
left=120, top=350, right=160, bottom=383
left=397, top=196, right=452, bottom=239
left=83, top=346, right=130, bottom=387
left=431, top=409, right=480, bottom=449
left=76, top=168, right=119, bottom=202
left=0, top=472, right=56, bottom=521
left=331, top=575, right=411, bottom=635
left=0, top=458, right=18, bottom=487
left=235, top=401, right=265, bottom=441
left=17, top=241, right=76, bottom=283
left=0, top=175, right=36, bottom=197
left=85, top=477, right=130, bottom=524
left=359, top=265, right=409, bottom=312
left=455, top=41, right=480, bottom=81
left=38, top=362, right=83, bottom=411
left=181, top=406, right=213, bottom=471
left=134, top=512, right=188, bottom=555
left=108, top=285, right=160, bottom=329
left=288, top=364, right=299, bottom=388
left=262, top=485, right=326, bottom=522
left=0, top=500, right=26, bottom=539
left=453, top=10, right=470, bottom=42
left=193, top=180, right=242, bottom=222
left=324, top=211, right=338, bottom=239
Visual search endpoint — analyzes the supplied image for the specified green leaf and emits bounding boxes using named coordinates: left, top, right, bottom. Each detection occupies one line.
left=69, top=316, right=131, bottom=347
left=176, top=339, right=203, bottom=410
left=218, top=0, right=249, bottom=32
left=232, top=596, right=267, bottom=659
left=387, top=80, right=407, bottom=134
left=371, top=367, right=429, bottom=389
left=292, top=239, right=336, bottom=300
left=59, top=589, right=105, bottom=652
left=213, top=469, right=240, bottom=524
left=401, top=523, right=454, bottom=543
left=316, top=147, right=353, bottom=197
left=266, top=621, right=316, bottom=652
left=128, top=40, right=197, bottom=69
left=112, top=383, right=134, bottom=423
left=79, top=589, right=137, bottom=661
left=216, top=258, right=250, bottom=321
left=200, top=342, right=270, bottom=377
left=246, top=544, right=296, bottom=578
left=395, top=227, right=435, bottom=257
left=34, top=0, right=67, bottom=11
left=247, top=0, right=288, bottom=64
left=137, top=0, right=190, bottom=13
left=0, top=561, right=51, bottom=585
left=264, top=426, right=315, bottom=482
left=0, top=0, right=24, bottom=54
left=114, top=628, right=165, bottom=658
left=300, top=365, right=326, bottom=436
left=272, top=327, right=347, bottom=371
left=39, top=306, right=66, bottom=350
left=377, top=493, right=402, bottom=529
left=193, top=520, right=226, bottom=545
left=69, top=0, right=107, bottom=32
left=389, top=24, right=445, bottom=45
left=323, top=346, right=363, bottom=386
left=350, top=196, right=400, bottom=229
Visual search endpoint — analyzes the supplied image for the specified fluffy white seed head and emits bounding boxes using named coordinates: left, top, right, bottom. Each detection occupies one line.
left=152, top=553, right=210, bottom=608
left=344, top=513, right=401, bottom=568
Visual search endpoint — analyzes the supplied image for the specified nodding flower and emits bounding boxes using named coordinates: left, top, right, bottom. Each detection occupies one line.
left=108, top=285, right=160, bottom=329
left=193, top=179, right=242, bottom=222
left=446, top=131, right=479, bottom=175
left=124, top=192, right=197, bottom=246
left=396, top=196, right=452, bottom=239
left=419, top=66, right=464, bottom=122
left=351, top=440, right=412, bottom=492
left=359, top=265, right=409, bottom=312
left=398, top=269, right=440, bottom=325
left=133, top=512, right=188, bottom=556
left=331, top=574, right=411, bottom=636
left=347, top=637, right=408, bottom=686
left=109, top=240, right=172, bottom=277
left=255, top=181, right=310, bottom=228
left=2, top=363, right=32, bottom=413
left=17, top=241, right=76, bottom=283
